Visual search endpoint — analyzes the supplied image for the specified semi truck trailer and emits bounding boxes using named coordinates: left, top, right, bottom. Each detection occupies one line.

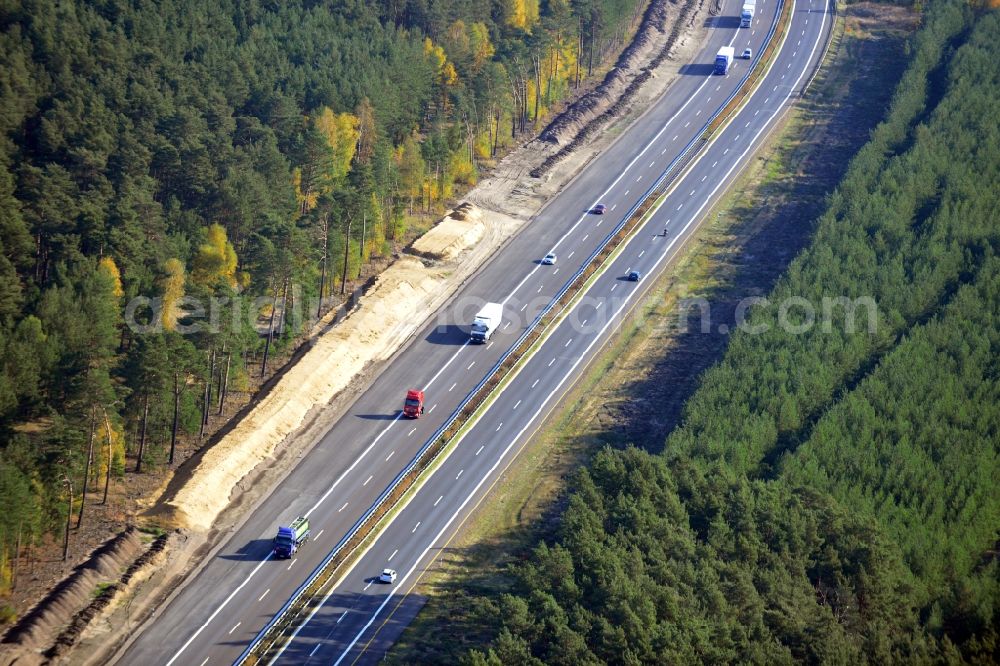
left=470, top=302, right=503, bottom=343
left=741, top=0, right=756, bottom=27
left=273, top=516, right=309, bottom=558
left=714, top=46, right=735, bottom=75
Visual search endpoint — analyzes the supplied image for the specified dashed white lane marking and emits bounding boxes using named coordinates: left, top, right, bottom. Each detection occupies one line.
left=610, top=205, right=616, bottom=212
left=503, top=320, right=511, bottom=329
left=520, top=303, right=527, bottom=311
left=364, top=474, right=373, bottom=486
left=745, top=121, right=751, bottom=127
left=661, top=148, right=667, bottom=154
left=583, top=234, right=589, bottom=241
left=429, top=403, right=437, bottom=413
left=455, top=469, right=464, bottom=480
left=774, top=84, right=779, bottom=91
left=388, top=549, right=398, bottom=561
left=690, top=189, right=696, bottom=196
left=434, top=495, right=443, bottom=506
left=385, top=450, right=394, bottom=462
left=636, top=175, right=642, bottom=182
left=496, top=422, right=503, bottom=431
left=310, top=644, right=322, bottom=657
left=712, top=161, right=718, bottom=168
left=531, top=379, right=540, bottom=388
left=514, top=399, right=522, bottom=409
left=229, top=622, right=241, bottom=635
left=408, top=427, right=416, bottom=436
left=717, top=84, right=722, bottom=90
left=735, top=134, right=741, bottom=141
left=696, top=109, right=702, bottom=116
left=337, top=612, right=348, bottom=624
left=340, top=501, right=350, bottom=511
left=649, top=161, right=655, bottom=168
left=724, top=148, right=730, bottom=155
left=624, top=189, right=629, bottom=196
left=467, top=361, right=475, bottom=370
left=564, top=338, right=572, bottom=347
left=259, top=589, right=270, bottom=602
left=548, top=358, right=556, bottom=367
left=487, top=341, right=494, bottom=350
left=677, top=203, right=683, bottom=210
left=568, top=251, right=574, bottom=259
left=755, top=109, right=760, bottom=116
left=611, top=283, right=618, bottom=291
left=701, top=175, right=707, bottom=182
left=412, top=522, right=420, bottom=533
left=364, top=581, right=372, bottom=590
left=449, top=382, right=457, bottom=391
left=287, top=558, right=297, bottom=570
left=639, top=250, right=645, bottom=258
left=684, top=121, right=690, bottom=127
left=200, top=658, right=210, bottom=666
left=476, top=445, right=484, bottom=456
left=581, top=319, right=588, bottom=326
left=673, top=135, right=678, bottom=141
left=316, top=529, right=324, bottom=539
left=537, top=285, right=543, bottom=293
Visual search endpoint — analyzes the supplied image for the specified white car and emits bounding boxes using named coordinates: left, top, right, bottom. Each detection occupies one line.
left=379, top=568, right=397, bottom=583
left=742, top=47, right=752, bottom=60
left=542, top=252, right=557, bottom=265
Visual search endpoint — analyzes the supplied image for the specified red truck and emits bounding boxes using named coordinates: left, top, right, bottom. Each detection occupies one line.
left=403, top=389, right=425, bottom=418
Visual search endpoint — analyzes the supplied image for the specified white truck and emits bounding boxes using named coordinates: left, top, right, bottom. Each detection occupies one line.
left=470, top=302, right=503, bottom=343
left=714, top=46, right=736, bottom=75
left=741, top=0, right=756, bottom=27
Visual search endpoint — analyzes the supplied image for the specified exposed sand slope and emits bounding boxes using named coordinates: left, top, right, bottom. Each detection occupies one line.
left=146, top=204, right=504, bottom=531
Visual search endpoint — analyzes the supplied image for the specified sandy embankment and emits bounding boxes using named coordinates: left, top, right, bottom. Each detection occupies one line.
left=146, top=204, right=502, bottom=531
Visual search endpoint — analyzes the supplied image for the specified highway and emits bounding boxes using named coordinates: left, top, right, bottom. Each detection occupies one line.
left=118, top=0, right=832, bottom=663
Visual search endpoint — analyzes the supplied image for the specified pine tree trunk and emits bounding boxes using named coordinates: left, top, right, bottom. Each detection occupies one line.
left=206, top=348, right=216, bottom=420
left=102, top=408, right=114, bottom=505
left=261, top=289, right=278, bottom=377
left=341, top=217, right=352, bottom=296
left=62, top=477, right=72, bottom=561
left=135, top=393, right=149, bottom=473
left=77, top=408, right=95, bottom=528
left=170, top=373, right=179, bottom=464
left=218, top=355, right=231, bottom=416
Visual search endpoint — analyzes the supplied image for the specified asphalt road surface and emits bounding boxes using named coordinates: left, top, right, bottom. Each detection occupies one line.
left=118, top=0, right=832, bottom=663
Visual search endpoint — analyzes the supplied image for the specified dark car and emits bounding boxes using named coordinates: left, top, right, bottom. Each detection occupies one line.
left=627, top=270, right=641, bottom=282
left=592, top=203, right=607, bottom=215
